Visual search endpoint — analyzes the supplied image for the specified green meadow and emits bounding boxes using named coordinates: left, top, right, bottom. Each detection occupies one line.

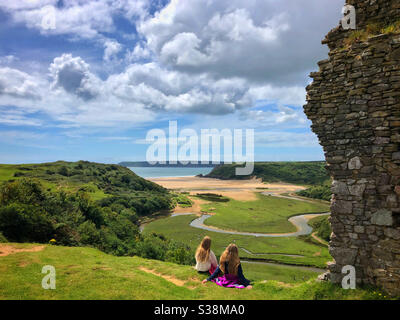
left=0, top=243, right=386, bottom=300
left=144, top=214, right=331, bottom=268
left=201, top=193, right=329, bottom=233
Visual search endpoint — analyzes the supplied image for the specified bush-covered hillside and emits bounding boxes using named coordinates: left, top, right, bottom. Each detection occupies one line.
left=309, top=215, right=332, bottom=242
left=206, top=161, right=330, bottom=186
left=0, top=161, right=166, bottom=195
left=0, top=162, right=193, bottom=264
left=297, top=184, right=332, bottom=201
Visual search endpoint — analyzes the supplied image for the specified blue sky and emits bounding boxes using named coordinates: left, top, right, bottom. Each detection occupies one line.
left=0, top=0, right=345, bottom=164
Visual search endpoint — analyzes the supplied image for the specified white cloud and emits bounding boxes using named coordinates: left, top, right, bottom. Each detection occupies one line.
left=254, top=131, right=320, bottom=147
left=1, top=0, right=114, bottom=39
left=0, top=67, right=41, bottom=100
left=125, top=44, right=152, bottom=63
left=0, top=0, right=153, bottom=41
left=248, top=85, right=307, bottom=107
left=49, top=54, right=100, bottom=100
left=104, top=40, right=122, bottom=62
left=0, top=0, right=345, bottom=130
left=0, top=108, right=42, bottom=126
left=106, top=62, right=252, bottom=114
left=160, top=32, right=211, bottom=66
left=0, top=55, right=18, bottom=65
left=138, top=0, right=343, bottom=84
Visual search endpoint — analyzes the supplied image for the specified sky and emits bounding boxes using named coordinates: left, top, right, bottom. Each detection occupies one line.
left=0, top=0, right=345, bottom=164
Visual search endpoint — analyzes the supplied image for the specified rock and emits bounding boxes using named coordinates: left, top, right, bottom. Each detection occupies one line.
left=348, top=157, right=362, bottom=170
left=331, top=199, right=353, bottom=214
left=393, top=152, right=400, bottom=160
left=349, top=184, right=366, bottom=197
left=317, top=272, right=330, bottom=282
left=331, top=180, right=349, bottom=195
left=354, top=226, right=365, bottom=233
left=329, top=247, right=357, bottom=265
left=371, top=210, right=393, bottom=226
left=384, top=228, right=400, bottom=240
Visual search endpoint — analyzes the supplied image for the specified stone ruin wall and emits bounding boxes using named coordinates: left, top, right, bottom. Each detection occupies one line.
left=304, top=0, right=400, bottom=295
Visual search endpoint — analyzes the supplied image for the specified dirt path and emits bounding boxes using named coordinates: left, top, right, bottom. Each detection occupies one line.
left=138, top=267, right=198, bottom=288
left=311, top=232, right=329, bottom=246
left=0, top=244, right=45, bottom=257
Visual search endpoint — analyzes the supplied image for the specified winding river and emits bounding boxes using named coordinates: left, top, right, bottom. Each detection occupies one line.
left=144, top=193, right=330, bottom=273
left=187, top=193, right=330, bottom=237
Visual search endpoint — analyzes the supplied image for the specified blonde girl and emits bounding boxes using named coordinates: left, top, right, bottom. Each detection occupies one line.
left=202, top=243, right=252, bottom=289
left=195, top=236, right=218, bottom=273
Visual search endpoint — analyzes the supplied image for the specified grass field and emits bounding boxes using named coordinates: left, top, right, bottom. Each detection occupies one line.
left=144, top=214, right=331, bottom=268
left=201, top=193, right=329, bottom=233
left=0, top=243, right=387, bottom=300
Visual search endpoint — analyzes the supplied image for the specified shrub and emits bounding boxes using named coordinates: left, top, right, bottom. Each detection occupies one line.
left=58, top=166, right=69, bottom=177
left=0, top=179, right=46, bottom=206
left=0, top=203, right=54, bottom=242
left=78, top=221, right=101, bottom=246
left=310, top=216, right=332, bottom=242
left=0, top=232, right=7, bottom=243
left=13, top=172, right=25, bottom=177
left=165, top=241, right=195, bottom=265
left=120, top=208, right=138, bottom=224
left=297, top=185, right=331, bottom=201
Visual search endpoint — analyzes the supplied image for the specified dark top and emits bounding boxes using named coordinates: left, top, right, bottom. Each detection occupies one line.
left=207, top=262, right=251, bottom=287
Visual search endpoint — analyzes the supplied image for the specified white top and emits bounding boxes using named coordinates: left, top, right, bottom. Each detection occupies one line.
left=195, top=250, right=218, bottom=272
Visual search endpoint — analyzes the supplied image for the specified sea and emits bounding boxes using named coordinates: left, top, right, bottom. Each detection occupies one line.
left=128, top=167, right=214, bottom=178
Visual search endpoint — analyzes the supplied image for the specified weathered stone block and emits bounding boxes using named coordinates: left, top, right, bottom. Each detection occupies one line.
left=331, top=199, right=353, bottom=214
left=329, top=247, right=358, bottom=265
left=371, top=209, right=393, bottom=226
left=348, top=156, right=362, bottom=170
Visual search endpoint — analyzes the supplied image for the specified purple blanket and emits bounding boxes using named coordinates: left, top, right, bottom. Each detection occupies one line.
left=211, top=274, right=245, bottom=289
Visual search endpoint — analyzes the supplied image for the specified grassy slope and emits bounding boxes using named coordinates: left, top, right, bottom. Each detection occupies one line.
left=144, top=215, right=331, bottom=268
left=0, top=243, right=386, bottom=300
left=202, top=193, right=329, bottom=234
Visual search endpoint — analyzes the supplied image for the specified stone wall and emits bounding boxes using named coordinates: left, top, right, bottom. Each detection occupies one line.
left=304, top=0, right=400, bottom=295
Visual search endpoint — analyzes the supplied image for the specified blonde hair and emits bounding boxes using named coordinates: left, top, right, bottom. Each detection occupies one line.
left=195, top=236, right=211, bottom=263
left=219, top=244, right=240, bottom=275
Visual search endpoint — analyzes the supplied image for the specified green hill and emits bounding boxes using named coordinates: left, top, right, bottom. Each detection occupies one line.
left=0, top=243, right=385, bottom=300
left=205, top=161, right=332, bottom=201
left=206, top=162, right=330, bottom=186
left=0, top=161, right=167, bottom=197
left=0, top=162, right=194, bottom=262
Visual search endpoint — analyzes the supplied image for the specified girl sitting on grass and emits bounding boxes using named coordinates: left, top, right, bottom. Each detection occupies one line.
left=195, top=236, right=218, bottom=274
left=202, top=243, right=252, bottom=289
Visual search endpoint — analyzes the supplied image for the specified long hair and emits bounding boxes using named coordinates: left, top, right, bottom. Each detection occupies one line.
left=195, top=236, right=211, bottom=263
left=219, top=243, right=240, bottom=275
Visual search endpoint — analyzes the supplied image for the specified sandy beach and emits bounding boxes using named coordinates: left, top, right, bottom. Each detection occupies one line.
left=148, top=176, right=306, bottom=201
